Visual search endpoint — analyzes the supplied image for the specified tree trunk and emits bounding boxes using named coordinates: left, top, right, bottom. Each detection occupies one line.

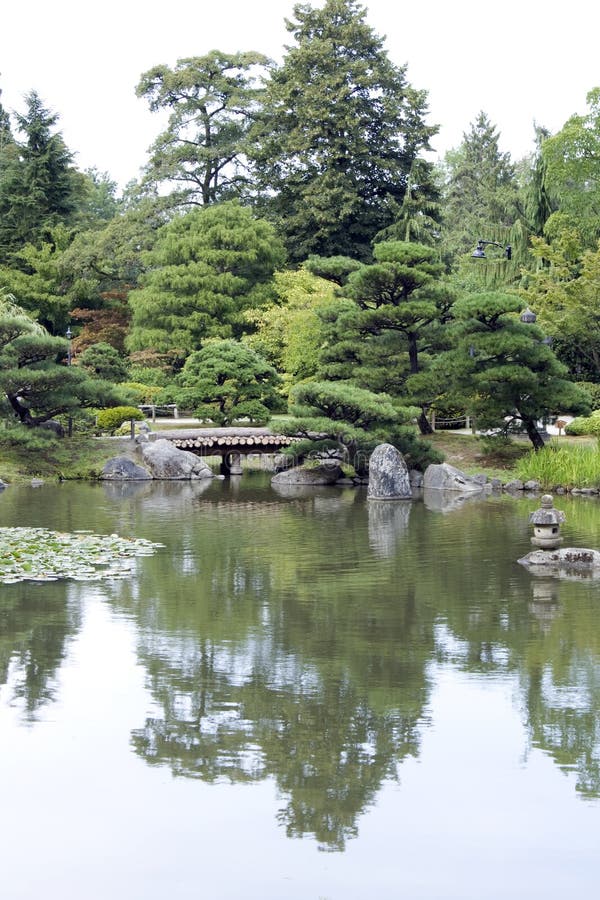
left=523, top=416, right=546, bottom=451
left=417, top=407, right=434, bottom=435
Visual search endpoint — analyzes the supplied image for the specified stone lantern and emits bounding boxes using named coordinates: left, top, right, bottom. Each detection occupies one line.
left=529, top=495, right=566, bottom=549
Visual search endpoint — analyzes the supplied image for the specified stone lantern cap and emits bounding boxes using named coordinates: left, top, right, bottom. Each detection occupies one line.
left=529, top=494, right=566, bottom=526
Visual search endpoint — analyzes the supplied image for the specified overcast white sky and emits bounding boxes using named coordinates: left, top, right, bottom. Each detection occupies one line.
left=2, top=0, right=599, bottom=189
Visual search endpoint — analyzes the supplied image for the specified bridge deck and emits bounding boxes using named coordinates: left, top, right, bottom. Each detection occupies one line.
left=152, top=426, right=297, bottom=456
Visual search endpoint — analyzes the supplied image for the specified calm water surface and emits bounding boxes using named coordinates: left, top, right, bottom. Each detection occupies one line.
left=1, top=475, right=600, bottom=899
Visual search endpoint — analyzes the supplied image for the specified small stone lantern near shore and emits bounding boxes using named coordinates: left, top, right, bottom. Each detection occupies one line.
left=529, top=495, right=566, bottom=549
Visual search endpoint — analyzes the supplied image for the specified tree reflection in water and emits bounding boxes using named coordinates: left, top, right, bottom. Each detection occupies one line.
left=3, top=481, right=600, bottom=847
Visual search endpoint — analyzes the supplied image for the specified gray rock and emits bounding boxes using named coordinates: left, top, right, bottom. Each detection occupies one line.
left=472, top=473, right=488, bottom=485
left=141, top=439, right=214, bottom=480
left=504, top=479, right=524, bottom=492
left=101, top=457, right=152, bottom=481
left=367, top=443, right=412, bottom=500
left=409, top=469, right=424, bottom=489
left=490, top=478, right=503, bottom=491
left=518, top=547, right=600, bottom=573
left=271, top=462, right=343, bottom=485
left=423, top=463, right=484, bottom=493
left=523, top=479, right=541, bottom=491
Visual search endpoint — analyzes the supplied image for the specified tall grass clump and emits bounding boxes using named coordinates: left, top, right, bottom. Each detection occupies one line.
left=516, top=443, right=600, bottom=490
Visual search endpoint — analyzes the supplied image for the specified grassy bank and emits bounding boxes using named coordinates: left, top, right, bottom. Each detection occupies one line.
left=1, top=426, right=598, bottom=490
left=0, top=434, right=137, bottom=483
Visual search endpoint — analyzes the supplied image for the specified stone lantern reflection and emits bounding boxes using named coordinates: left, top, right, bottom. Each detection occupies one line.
left=529, top=495, right=565, bottom=550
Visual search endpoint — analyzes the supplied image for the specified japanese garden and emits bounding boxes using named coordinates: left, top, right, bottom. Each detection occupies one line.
left=2, top=2, right=600, bottom=898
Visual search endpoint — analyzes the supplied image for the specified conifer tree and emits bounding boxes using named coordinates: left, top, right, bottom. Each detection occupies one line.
left=433, top=291, right=588, bottom=450
left=0, top=91, right=79, bottom=260
left=127, top=202, right=285, bottom=365
left=251, top=0, right=439, bottom=262
left=137, top=51, right=269, bottom=207
left=442, top=112, right=519, bottom=260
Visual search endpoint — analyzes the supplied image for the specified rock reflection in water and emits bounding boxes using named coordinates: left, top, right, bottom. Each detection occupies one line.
left=422, top=487, right=487, bottom=513
left=367, top=500, right=412, bottom=558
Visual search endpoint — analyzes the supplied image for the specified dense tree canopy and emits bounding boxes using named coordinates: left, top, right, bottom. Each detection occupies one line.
left=137, top=51, right=269, bottom=207
left=0, top=92, right=80, bottom=261
left=127, top=201, right=285, bottom=364
left=251, top=0, right=439, bottom=261
left=433, top=291, right=589, bottom=449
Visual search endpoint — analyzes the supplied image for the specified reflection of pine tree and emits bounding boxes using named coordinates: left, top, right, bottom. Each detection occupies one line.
left=0, top=582, right=81, bottom=720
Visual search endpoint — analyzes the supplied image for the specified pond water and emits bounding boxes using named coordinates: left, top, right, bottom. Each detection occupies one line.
left=2, top=475, right=600, bottom=899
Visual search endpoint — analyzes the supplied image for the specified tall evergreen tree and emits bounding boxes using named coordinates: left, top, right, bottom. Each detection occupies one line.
left=442, top=112, right=519, bottom=260
left=251, top=0, right=439, bottom=262
left=137, top=51, right=269, bottom=208
left=0, top=91, right=79, bottom=260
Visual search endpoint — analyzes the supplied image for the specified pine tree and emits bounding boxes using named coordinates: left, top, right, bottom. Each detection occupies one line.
left=442, top=112, right=519, bottom=260
left=0, top=91, right=79, bottom=260
left=137, top=51, right=269, bottom=208
left=319, top=241, right=453, bottom=433
left=251, top=0, right=439, bottom=262
left=433, top=291, right=589, bottom=450
left=127, top=201, right=285, bottom=365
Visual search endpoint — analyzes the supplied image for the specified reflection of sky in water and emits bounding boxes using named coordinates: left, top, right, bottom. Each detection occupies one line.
left=3, top=482, right=600, bottom=897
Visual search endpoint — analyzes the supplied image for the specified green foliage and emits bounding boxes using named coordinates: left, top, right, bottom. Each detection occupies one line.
left=319, top=241, right=453, bottom=432
left=137, top=51, right=269, bottom=207
left=564, top=411, right=600, bottom=435
left=441, top=112, right=520, bottom=264
left=516, top=444, right=600, bottom=490
left=127, top=202, right=285, bottom=360
left=96, top=406, right=145, bottom=434
left=175, top=339, right=282, bottom=425
left=578, top=382, right=600, bottom=409
left=78, top=342, right=129, bottom=382
left=0, top=312, right=125, bottom=430
left=279, top=379, right=436, bottom=473
left=119, top=381, right=165, bottom=404
left=244, top=267, right=338, bottom=385
left=251, top=0, right=439, bottom=261
left=434, top=290, right=590, bottom=450
left=542, top=88, right=600, bottom=247
left=0, top=228, right=71, bottom=333
left=519, top=222, right=600, bottom=380
left=0, top=91, right=80, bottom=260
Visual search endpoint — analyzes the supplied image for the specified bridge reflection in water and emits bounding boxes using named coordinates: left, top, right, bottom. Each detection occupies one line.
left=153, top=426, right=298, bottom=475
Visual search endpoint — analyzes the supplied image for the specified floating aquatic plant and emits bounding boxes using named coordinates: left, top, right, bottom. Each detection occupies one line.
left=0, top=527, right=164, bottom=584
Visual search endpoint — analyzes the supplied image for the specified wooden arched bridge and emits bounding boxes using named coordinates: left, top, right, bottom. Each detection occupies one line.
left=151, top=426, right=298, bottom=475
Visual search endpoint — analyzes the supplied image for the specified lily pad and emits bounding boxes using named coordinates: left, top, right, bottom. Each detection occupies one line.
left=0, top=527, right=164, bottom=584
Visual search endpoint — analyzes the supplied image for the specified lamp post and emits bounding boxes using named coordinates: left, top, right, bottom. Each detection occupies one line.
left=65, top=326, right=73, bottom=436
left=65, top=326, right=73, bottom=366
left=472, top=239, right=512, bottom=260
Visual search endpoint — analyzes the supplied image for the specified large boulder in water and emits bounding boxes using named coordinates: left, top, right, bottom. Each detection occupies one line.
left=101, top=457, right=152, bottom=481
left=367, top=443, right=412, bottom=500
left=141, top=439, right=214, bottom=480
left=423, top=462, right=484, bottom=493
left=271, top=461, right=343, bottom=485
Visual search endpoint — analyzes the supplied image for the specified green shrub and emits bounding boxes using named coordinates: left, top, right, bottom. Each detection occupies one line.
left=96, top=406, right=145, bottom=434
left=565, top=411, right=600, bottom=435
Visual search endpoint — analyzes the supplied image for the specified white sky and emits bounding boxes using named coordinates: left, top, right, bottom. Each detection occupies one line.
left=2, top=0, right=599, bottom=190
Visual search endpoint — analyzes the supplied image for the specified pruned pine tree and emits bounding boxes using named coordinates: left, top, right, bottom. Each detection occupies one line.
left=127, top=202, right=285, bottom=366
left=433, top=291, right=589, bottom=450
